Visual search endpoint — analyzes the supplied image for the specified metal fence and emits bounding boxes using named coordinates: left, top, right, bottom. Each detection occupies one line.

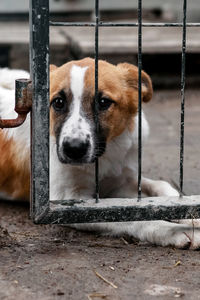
left=29, top=0, right=200, bottom=224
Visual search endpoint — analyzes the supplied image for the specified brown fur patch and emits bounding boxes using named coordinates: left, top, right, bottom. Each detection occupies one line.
left=82, top=59, right=150, bottom=140
left=117, top=62, right=153, bottom=102
left=49, top=61, right=74, bottom=136
left=0, top=131, right=30, bottom=200
left=50, top=64, right=58, bottom=72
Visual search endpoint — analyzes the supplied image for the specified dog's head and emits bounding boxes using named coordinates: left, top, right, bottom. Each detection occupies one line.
left=50, top=58, right=152, bottom=164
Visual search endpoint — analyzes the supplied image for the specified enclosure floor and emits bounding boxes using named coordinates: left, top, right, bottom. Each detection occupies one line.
left=0, top=89, right=200, bottom=300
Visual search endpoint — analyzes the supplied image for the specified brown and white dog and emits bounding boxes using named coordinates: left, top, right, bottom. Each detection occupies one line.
left=0, top=58, right=200, bottom=249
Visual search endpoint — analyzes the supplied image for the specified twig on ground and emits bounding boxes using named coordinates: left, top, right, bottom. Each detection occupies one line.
left=87, top=293, right=107, bottom=299
left=94, top=271, right=118, bottom=289
left=120, top=237, right=129, bottom=245
left=174, top=260, right=181, bottom=267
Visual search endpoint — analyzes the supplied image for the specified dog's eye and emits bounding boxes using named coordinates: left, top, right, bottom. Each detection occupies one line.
left=98, top=98, right=113, bottom=111
left=52, top=97, right=66, bottom=112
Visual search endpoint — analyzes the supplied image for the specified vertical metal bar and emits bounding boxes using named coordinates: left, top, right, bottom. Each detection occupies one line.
left=29, top=0, right=50, bottom=219
left=179, top=0, right=187, bottom=196
left=137, top=0, right=142, bottom=199
left=95, top=0, right=99, bottom=203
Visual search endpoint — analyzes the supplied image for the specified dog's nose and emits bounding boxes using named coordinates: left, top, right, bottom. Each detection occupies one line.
left=62, top=139, right=89, bottom=160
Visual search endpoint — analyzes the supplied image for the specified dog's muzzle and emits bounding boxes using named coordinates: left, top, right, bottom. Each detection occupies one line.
left=63, top=138, right=89, bottom=160
left=59, top=137, right=91, bottom=164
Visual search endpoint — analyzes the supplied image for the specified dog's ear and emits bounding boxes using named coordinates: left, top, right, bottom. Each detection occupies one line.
left=117, top=63, right=153, bottom=102
left=50, top=64, right=58, bottom=72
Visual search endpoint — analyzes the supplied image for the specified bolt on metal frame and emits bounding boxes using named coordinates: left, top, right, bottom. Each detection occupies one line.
left=30, top=0, right=200, bottom=224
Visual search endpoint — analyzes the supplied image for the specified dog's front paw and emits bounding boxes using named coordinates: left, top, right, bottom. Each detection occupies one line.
left=142, top=178, right=179, bottom=197
left=166, top=226, right=200, bottom=250
left=183, top=230, right=200, bottom=250
left=153, top=181, right=179, bottom=197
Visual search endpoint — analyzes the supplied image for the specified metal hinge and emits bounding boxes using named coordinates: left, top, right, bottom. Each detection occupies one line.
left=0, top=79, right=32, bottom=129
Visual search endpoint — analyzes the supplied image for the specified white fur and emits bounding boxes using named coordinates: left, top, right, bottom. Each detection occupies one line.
left=0, top=68, right=29, bottom=90
left=59, top=65, right=94, bottom=161
left=1, top=66, right=200, bottom=250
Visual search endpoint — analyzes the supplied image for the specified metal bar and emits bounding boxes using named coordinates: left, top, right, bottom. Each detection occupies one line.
left=29, top=0, right=50, bottom=220
left=137, top=0, right=142, bottom=199
left=179, top=0, right=187, bottom=196
left=49, top=21, right=200, bottom=27
left=0, top=79, right=32, bottom=129
left=35, top=196, right=200, bottom=224
left=94, top=0, right=99, bottom=203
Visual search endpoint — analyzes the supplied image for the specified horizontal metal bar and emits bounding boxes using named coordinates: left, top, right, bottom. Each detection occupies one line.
left=33, top=196, right=200, bottom=224
left=49, top=21, right=200, bottom=27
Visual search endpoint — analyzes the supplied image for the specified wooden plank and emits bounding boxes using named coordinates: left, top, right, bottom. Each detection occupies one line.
left=0, top=22, right=200, bottom=55
left=59, top=26, right=200, bottom=54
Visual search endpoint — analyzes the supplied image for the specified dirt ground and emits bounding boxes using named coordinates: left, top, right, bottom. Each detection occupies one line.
left=0, top=89, right=200, bottom=300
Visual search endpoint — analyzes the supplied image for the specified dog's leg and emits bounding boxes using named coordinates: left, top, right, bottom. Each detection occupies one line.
left=116, top=168, right=179, bottom=197
left=141, top=177, right=179, bottom=197
left=73, top=173, right=200, bottom=249
left=74, top=220, right=200, bottom=249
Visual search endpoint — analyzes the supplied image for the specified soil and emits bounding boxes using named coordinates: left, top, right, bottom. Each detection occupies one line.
left=0, top=89, right=200, bottom=300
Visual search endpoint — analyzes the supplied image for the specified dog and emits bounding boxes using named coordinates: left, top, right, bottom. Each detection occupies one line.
left=0, top=58, right=200, bottom=249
